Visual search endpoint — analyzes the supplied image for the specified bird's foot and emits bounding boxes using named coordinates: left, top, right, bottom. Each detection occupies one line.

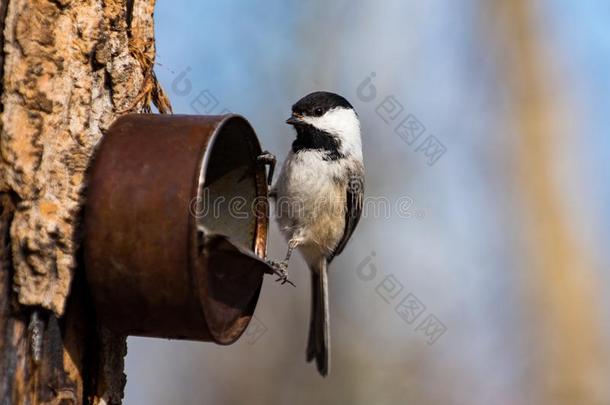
left=257, top=151, right=276, bottom=186
left=267, top=260, right=295, bottom=287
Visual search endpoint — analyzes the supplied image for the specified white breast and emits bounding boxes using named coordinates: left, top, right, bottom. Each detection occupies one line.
left=274, top=150, right=349, bottom=260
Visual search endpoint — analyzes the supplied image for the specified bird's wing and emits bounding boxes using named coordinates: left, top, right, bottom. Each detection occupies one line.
left=329, top=166, right=364, bottom=262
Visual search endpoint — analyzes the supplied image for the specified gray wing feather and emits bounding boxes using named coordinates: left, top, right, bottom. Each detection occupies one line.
left=329, top=169, right=364, bottom=262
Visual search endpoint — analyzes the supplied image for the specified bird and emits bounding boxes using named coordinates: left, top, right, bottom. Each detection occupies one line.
left=270, top=91, right=364, bottom=376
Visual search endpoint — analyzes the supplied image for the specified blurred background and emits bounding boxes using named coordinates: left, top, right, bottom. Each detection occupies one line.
left=124, top=1, right=610, bottom=404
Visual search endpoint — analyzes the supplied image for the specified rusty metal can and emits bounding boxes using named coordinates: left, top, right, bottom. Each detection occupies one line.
left=84, top=114, right=269, bottom=344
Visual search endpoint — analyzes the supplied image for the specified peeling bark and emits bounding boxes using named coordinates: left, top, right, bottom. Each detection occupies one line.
left=1, top=0, right=158, bottom=316
left=0, top=0, right=167, bottom=403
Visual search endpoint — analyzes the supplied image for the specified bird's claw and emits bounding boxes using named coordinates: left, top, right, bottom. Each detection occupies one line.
left=257, top=151, right=276, bottom=186
left=267, top=260, right=295, bottom=287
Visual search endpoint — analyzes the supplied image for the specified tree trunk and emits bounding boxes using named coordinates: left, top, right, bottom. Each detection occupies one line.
left=0, top=0, right=169, bottom=403
left=488, top=1, right=607, bottom=403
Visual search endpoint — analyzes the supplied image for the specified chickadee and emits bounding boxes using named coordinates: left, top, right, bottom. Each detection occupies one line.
left=270, top=91, right=364, bottom=376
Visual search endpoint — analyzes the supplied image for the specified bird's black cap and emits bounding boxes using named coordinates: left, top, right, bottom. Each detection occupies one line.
left=291, top=91, right=354, bottom=118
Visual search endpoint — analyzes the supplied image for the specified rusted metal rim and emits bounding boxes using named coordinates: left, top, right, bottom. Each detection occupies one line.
left=190, top=114, right=268, bottom=344
left=84, top=113, right=269, bottom=343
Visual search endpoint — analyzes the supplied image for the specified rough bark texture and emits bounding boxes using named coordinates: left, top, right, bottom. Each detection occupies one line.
left=0, top=0, right=167, bottom=403
left=1, top=0, right=158, bottom=316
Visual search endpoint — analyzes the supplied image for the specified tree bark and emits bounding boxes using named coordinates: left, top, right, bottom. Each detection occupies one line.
left=0, top=0, right=168, bottom=403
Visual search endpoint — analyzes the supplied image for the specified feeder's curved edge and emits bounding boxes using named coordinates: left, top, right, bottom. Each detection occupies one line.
left=189, top=113, right=269, bottom=345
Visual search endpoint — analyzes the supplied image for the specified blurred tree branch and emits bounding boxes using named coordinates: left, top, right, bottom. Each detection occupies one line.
left=489, top=1, right=607, bottom=403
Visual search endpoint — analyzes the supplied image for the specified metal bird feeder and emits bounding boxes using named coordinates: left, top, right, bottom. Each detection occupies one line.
left=83, top=114, right=271, bottom=344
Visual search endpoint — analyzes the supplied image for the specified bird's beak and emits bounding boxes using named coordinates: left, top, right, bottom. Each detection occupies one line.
left=286, top=114, right=302, bottom=126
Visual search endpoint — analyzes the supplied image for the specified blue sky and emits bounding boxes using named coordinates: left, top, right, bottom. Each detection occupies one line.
left=126, top=2, right=610, bottom=404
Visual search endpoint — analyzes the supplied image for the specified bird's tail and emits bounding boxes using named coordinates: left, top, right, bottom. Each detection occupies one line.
left=306, top=258, right=330, bottom=376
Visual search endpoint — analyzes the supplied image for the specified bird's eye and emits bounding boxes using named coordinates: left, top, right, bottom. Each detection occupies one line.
left=314, top=107, right=324, bottom=116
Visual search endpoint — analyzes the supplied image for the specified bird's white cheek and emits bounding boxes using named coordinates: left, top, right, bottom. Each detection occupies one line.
left=301, top=108, right=362, bottom=159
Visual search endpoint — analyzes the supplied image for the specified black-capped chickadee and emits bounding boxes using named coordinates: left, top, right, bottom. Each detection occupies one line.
left=270, top=91, right=364, bottom=376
